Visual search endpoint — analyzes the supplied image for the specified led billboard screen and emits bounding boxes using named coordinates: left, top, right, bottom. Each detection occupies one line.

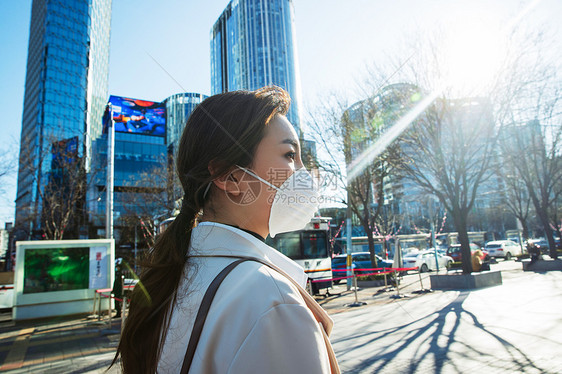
left=108, top=95, right=166, bottom=137
left=23, top=247, right=89, bottom=294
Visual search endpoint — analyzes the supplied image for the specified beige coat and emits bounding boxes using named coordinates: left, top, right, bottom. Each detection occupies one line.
left=157, top=222, right=339, bottom=374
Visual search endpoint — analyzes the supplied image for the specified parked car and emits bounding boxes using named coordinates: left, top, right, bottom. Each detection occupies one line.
left=332, top=252, right=393, bottom=283
left=484, top=240, right=521, bottom=260
left=446, top=243, right=489, bottom=262
left=402, top=250, right=453, bottom=272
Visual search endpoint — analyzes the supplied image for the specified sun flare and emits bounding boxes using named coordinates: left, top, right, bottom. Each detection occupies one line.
left=442, top=20, right=506, bottom=95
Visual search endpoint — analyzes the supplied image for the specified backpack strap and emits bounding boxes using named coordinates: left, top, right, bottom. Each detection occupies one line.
left=180, top=258, right=251, bottom=374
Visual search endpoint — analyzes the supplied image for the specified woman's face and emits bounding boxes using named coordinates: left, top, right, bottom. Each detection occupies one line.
left=204, top=114, right=304, bottom=238
left=243, top=114, right=304, bottom=234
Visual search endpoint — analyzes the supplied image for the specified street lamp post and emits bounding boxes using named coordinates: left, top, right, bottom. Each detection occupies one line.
left=428, top=197, right=439, bottom=272
left=105, top=104, right=115, bottom=240
left=345, top=184, right=354, bottom=291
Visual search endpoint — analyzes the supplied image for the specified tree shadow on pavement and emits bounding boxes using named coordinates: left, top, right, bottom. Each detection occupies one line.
left=335, top=291, right=551, bottom=374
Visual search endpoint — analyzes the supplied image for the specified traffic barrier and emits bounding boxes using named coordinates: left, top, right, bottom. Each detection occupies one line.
left=307, top=266, right=419, bottom=305
left=383, top=268, right=389, bottom=290
left=411, top=267, right=433, bottom=294
left=390, top=269, right=403, bottom=299
left=319, top=267, right=418, bottom=283
left=92, top=288, right=113, bottom=328
left=346, top=269, right=366, bottom=307
left=310, top=267, right=417, bottom=284
left=93, top=280, right=134, bottom=330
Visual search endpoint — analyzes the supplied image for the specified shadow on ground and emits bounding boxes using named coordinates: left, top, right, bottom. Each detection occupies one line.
left=334, top=291, right=551, bottom=374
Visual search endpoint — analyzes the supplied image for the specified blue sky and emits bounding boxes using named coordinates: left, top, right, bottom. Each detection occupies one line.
left=0, top=0, right=560, bottom=226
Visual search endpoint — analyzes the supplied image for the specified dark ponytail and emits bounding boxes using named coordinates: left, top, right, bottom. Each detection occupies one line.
left=113, top=86, right=290, bottom=373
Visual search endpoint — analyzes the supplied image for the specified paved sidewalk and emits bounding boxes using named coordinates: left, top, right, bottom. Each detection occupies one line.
left=0, top=315, right=121, bottom=373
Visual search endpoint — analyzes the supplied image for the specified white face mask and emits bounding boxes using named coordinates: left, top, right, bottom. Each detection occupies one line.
left=237, top=166, right=320, bottom=238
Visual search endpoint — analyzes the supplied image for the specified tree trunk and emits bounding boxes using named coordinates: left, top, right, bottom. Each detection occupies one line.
left=362, top=221, right=378, bottom=269
left=528, top=185, right=558, bottom=259
left=451, top=209, right=473, bottom=274
left=536, top=209, right=558, bottom=259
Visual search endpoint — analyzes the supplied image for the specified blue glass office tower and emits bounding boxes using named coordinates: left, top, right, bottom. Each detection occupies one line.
left=15, top=0, right=112, bottom=234
left=211, top=0, right=303, bottom=136
left=165, top=92, right=208, bottom=152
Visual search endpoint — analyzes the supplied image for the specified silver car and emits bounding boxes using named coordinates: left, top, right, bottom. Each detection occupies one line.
left=402, top=250, right=453, bottom=272
left=484, top=240, right=521, bottom=260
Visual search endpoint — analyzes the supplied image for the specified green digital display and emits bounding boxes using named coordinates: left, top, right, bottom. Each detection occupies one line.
left=23, top=247, right=89, bottom=294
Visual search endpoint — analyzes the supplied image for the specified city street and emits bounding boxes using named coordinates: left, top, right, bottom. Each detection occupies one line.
left=1, top=260, right=561, bottom=373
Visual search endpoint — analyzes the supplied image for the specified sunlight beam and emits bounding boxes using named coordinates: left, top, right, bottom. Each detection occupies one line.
left=347, top=88, right=442, bottom=182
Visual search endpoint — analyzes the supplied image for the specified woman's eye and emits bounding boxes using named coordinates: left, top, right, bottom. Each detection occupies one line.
left=286, top=152, right=296, bottom=161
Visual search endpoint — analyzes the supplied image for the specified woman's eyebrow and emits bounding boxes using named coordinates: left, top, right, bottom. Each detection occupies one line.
left=280, top=138, right=299, bottom=148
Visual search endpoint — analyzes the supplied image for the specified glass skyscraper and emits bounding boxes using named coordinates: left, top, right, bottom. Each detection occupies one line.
left=211, top=0, right=303, bottom=136
left=15, top=0, right=112, bottom=235
left=165, top=92, right=208, bottom=153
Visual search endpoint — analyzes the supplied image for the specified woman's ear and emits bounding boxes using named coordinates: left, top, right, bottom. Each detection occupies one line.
left=212, top=169, right=242, bottom=196
left=208, top=161, right=242, bottom=196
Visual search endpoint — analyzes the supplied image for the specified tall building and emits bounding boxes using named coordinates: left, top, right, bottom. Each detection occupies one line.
left=14, top=0, right=112, bottom=236
left=165, top=92, right=208, bottom=153
left=211, top=0, right=303, bottom=136
left=89, top=95, right=167, bottom=245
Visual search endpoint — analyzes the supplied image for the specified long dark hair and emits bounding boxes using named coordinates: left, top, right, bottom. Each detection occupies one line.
left=113, top=86, right=290, bottom=373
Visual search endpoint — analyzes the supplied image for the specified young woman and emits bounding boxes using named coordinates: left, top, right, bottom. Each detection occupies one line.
left=114, top=86, right=339, bottom=373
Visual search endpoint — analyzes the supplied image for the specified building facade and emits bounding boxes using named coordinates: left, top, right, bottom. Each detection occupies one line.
left=15, top=0, right=112, bottom=236
left=211, top=0, right=303, bottom=136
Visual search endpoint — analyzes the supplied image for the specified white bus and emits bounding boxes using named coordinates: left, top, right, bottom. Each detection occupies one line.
left=266, top=217, right=332, bottom=294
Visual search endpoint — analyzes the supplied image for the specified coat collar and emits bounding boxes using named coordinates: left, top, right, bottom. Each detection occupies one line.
left=189, top=221, right=308, bottom=288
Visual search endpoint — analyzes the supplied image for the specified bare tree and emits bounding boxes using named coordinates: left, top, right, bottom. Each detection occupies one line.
left=358, top=25, right=562, bottom=273
left=496, top=144, right=533, bottom=240
left=0, top=142, right=17, bottom=207
left=0, top=147, right=13, bottom=185
left=17, top=133, right=93, bottom=240
left=397, top=96, right=497, bottom=274
left=494, top=29, right=562, bottom=259
left=502, top=119, right=562, bottom=258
